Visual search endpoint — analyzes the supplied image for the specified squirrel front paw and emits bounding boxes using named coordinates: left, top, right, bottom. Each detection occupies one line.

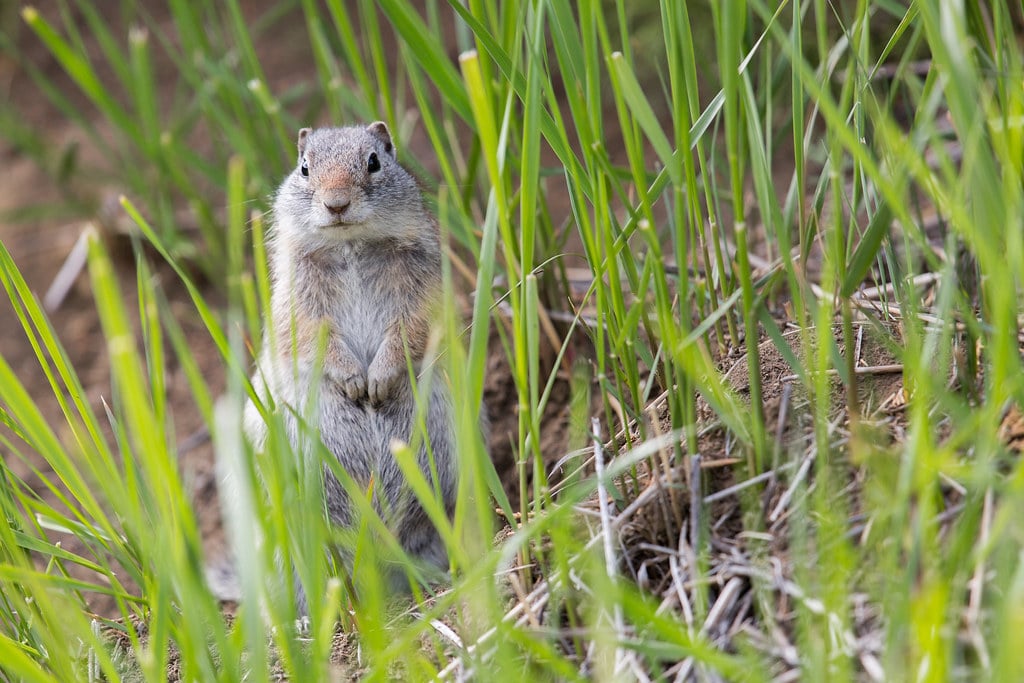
left=322, top=340, right=368, bottom=401
left=367, top=359, right=404, bottom=406
left=326, top=366, right=367, bottom=401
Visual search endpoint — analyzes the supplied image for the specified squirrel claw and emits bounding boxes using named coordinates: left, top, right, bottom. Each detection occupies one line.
left=330, top=372, right=366, bottom=401
left=367, top=378, right=390, bottom=407
left=367, top=366, right=401, bottom=407
left=345, top=381, right=367, bottom=402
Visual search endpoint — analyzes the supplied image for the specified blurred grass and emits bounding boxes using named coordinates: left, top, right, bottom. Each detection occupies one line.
left=1, top=0, right=1023, bottom=680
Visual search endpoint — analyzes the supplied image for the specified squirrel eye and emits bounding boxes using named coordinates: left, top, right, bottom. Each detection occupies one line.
left=367, top=152, right=381, bottom=174
left=300, top=158, right=309, bottom=177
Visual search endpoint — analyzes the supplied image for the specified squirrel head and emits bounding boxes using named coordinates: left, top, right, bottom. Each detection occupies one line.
left=274, top=122, right=425, bottom=244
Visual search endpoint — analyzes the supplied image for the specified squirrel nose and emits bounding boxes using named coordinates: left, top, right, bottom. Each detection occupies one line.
left=321, top=190, right=351, bottom=216
left=323, top=199, right=350, bottom=216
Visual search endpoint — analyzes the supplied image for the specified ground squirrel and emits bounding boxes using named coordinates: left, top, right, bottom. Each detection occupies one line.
left=243, top=122, right=458, bottom=602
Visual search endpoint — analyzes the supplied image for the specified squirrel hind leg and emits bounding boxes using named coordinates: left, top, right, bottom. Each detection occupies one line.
left=204, top=557, right=243, bottom=603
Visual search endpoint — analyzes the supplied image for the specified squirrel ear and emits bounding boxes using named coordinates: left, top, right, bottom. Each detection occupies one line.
left=297, top=128, right=312, bottom=156
left=366, top=121, right=395, bottom=157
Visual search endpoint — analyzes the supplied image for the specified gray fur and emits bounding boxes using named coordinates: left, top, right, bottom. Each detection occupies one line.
left=243, top=123, right=457, bottom=604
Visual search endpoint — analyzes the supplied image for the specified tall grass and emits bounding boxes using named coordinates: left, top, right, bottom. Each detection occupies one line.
left=1, top=0, right=1023, bottom=679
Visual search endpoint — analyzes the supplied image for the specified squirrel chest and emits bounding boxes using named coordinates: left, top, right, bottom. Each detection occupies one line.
left=280, top=239, right=427, bottom=370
